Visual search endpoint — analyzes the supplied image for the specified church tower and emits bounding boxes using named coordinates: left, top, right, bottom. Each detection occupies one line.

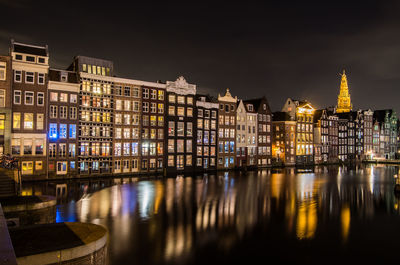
left=336, top=70, right=352, bottom=113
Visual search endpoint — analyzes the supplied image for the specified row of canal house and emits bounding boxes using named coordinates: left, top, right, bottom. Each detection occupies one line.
left=273, top=98, right=391, bottom=165
left=3, top=40, right=274, bottom=179
left=3, top=40, right=398, bottom=179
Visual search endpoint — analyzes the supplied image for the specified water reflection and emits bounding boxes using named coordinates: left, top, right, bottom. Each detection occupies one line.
left=31, top=165, right=400, bottom=264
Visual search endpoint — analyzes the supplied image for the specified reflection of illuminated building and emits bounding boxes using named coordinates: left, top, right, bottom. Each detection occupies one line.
left=296, top=199, right=317, bottom=240
left=53, top=165, right=400, bottom=263
left=295, top=174, right=318, bottom=239
left=341, top=204, right=350, bottom=242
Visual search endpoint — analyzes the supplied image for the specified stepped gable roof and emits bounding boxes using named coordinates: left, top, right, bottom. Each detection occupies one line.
left=272, top=111, right=291, bottom=121
left=12, top=41, right=48, bottom=56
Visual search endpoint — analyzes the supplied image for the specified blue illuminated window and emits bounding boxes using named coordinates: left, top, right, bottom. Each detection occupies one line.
left=69, top=124, right=76, bottom=139
left=60, top=124, right=67, bottom=139
left=49, top=123, right=57, bottom=139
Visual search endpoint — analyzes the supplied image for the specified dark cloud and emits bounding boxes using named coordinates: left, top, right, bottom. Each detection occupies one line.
left=1, top=1, right=400, bottom=113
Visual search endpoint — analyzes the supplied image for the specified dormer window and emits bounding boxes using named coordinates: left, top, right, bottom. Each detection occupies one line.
left=26, top=56, right=35, bottom=62
left=248, top=104, right=253, bottom=111
left=61, top=72, right=68, bottom=82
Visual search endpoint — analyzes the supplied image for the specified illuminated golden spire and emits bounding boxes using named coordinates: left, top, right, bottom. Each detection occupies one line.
left=336, top=69, right=352, bottom=113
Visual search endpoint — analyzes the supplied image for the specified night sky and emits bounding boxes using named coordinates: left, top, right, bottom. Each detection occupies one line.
left=1, top=0, right=399, bottom=113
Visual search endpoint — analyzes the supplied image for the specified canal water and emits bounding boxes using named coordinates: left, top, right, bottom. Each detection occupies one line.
left=22, top=165, right=400, bottom=264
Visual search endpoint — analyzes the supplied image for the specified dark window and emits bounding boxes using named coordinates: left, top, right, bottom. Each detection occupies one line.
left=38, top=57, right=45, bottom=63
left=26, top=56, right=35, bottom=62
left=15, top=54, right=22, bottom=60
left=124, top=86, right=130, bottom=97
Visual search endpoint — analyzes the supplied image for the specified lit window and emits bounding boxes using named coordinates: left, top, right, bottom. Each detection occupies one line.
left=35, top=139, right=44, bottom=155
left=187, top=122, right=193, bottom=137
left=70, top=94, right=77, bottom=103
left=168, top=121, right=175, bottom=136
left=177, top=139, right=184, bottom=153
left=23, top=139, right=32, bottom=155
left=60, top=93, right=68, bottom=102
left=12, top=138, right=20, bottom=155
left=37, top=114, right=44, bottom=130
left=158, top=90, right=164, bottom=100
left=50, top=92, right=58, bottom=102
left=13, top=113, right=21, bottom=129
left=69, top=124, right=76, bottom=139
left=132, top=142, right=139, bottom=156
left=158, top=103, right=164, bottom=113
left=186, top=139, right=192, bottom=152
left=177, top=122, right=184, bottom=136
left=168, top=106, right=175, bottom=116
left=22, top=161, right=33, bottom=175
left=177, top=107, right=185, bottom=116
left=24, top=113, right=33, bottom=129
left=57, top=162, right=67, bottom=175
left=151, top=89, right=157, bottom=99
left=187, top=108, right=193, bottom=117
left=60, top=124, right=67, bottom=138
left=168, top=139, right=174, bottom=153
left=177, top=96, right=185, bottom=104
left=124, top=100, right=131, bottom=111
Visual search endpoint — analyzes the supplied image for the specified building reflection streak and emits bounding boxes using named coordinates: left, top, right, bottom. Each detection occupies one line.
left=295, top=174, right=318, bottom=240
left=341, top=204, right=350, bottom=242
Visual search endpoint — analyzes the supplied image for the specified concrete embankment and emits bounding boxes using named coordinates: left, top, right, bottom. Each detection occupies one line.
left=0, top=195, right=56, bottom=226
left=10, top=222, right=108, bottom=265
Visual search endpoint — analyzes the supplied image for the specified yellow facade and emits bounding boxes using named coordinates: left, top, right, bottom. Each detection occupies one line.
left=336, top=70, right=352, bottom=113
